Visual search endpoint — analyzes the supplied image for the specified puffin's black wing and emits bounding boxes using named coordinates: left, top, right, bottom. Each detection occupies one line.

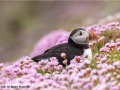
left=32, top=43, right=84, bottom=65
left=31, top=49, right=51, bottom=62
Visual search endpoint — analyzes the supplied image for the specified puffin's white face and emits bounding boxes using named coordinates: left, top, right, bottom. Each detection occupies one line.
left=70, top=30, right=90, bottom=44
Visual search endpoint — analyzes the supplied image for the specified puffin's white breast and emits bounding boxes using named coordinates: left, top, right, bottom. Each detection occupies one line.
left=83, top=48, right=92, bottom=61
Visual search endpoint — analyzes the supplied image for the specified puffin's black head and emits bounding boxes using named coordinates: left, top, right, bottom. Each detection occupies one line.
left=68, top=28, right=97, bottom=45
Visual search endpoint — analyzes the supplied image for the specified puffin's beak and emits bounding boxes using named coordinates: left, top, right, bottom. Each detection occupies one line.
left=88, top=30, right=98, bottom=40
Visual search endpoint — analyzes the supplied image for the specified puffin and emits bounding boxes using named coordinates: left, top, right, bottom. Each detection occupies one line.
left=31, top=28, right=97, bottom=66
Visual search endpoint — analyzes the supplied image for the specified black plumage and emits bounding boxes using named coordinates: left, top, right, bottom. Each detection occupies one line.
left=32, top=28, right=89, bottom=66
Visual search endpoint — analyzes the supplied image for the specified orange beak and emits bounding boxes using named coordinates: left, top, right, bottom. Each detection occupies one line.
left=88, top=30, right=98, bottom=40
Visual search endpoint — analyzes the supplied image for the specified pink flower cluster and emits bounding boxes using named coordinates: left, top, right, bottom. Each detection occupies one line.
left=86, top=22, right=120, bottom=34
left=0, top=52, right=120, bottom=90
left=1, top=21, right=120, bottom=90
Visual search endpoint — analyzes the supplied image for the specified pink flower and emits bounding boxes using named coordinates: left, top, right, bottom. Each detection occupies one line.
left=30, top=77, right=35, bottom=83
left=13, top=67, right=21, bottom=73
left=94, top=53, right=99, bottom=58
left=62, top=59, right=67, bottom=65
left=109, top=43, right=116, bottom=48
left=84, top=82, right=93, bottom=90
left=42, top=66, right=48, bottom=71
left=61, top=53, right=66, bottom=59
left=84, top=60, right=91, bottom=65
left=24, top=60, right=30, bottom=65
left=105, top=43, right=110, bottom=47
left=32, top=65, right=40, bottom=70
left=110, top=86, right=119, bottom=90
left=70, top=83, right=79, bottom=89
left=99, top=54, right=104, bottom=58
left=53, top=61, right=59, bottom=66
left=113, top=61, right=120, bottom=67
left=61, top=81, right=69, bottom=87
left=61, top=69, right=67, bottom=74
left=22, top=68, right=29, bottom=75
left=116, top=38, right=120, bottom=42
left=13, top=62, right=20, bottom=67
left=38, top=60, right=48, bottom=65
left=35, top=73, right=42, bottom=78
left=57, top=65, right=63, bottom=70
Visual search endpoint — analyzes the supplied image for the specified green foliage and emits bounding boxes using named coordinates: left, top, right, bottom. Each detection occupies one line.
left=101, top=29, right=120, bottom=42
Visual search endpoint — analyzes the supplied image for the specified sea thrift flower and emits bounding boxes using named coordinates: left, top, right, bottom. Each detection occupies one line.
left=105, top=43, right=110, bottom=47
left=109, top=42, right=116, bottom=48
left=70, top=83, right=79, bottom=89
left=94, top=53, right=99, bottom=58
left=100, top=57, right=107, bottom=63
left=116, top=38, right=120, bottom=42
left=75, top=56, right=81, bottom=62
left=62, top=59, right=67, bottom=65
left=84, top=82, right=93, bottom=90
left=99, top=54, right=104, bottom=58
left=91, top=69, right=98, bottom=75
left=113, top=61, right=120, bottom=68
left=61, top=53, right=66, bottom=59
left=84, top=60, right=91, bottom=66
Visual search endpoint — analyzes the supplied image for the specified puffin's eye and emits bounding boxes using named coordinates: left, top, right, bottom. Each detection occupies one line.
left=80, top=31, right=82, bottom=36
